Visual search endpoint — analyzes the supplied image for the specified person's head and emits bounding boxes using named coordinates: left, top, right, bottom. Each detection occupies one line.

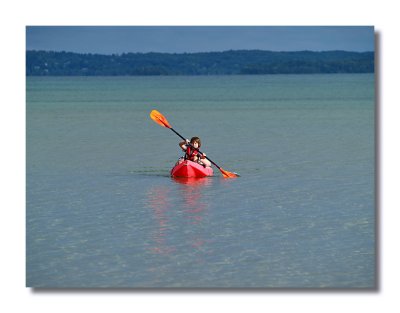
left=190, top=137, right=201, bottom=148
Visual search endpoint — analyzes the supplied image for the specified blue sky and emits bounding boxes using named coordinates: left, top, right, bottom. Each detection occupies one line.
left=26, top=26, right=374, bottom=54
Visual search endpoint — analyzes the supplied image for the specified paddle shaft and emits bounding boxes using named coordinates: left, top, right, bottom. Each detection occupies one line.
left=170, top=127, right=223, bottom=170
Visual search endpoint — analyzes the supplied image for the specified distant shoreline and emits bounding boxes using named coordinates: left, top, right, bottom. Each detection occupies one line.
left=26, top=50, right=374, bottom=76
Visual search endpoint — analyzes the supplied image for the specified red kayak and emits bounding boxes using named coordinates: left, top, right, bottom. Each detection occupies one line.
left=171, top=160, right=213, bottom=178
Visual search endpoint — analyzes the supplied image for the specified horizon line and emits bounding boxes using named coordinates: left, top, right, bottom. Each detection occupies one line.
left=26, top=49, right=375, bottom=55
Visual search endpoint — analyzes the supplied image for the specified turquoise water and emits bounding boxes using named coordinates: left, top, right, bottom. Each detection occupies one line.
left=26, top=74, right=375, bottom=288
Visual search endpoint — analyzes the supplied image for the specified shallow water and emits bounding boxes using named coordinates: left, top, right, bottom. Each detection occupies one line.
left=26, top=74, right=375, bottom=288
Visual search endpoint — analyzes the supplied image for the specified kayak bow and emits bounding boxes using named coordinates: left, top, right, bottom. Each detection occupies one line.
left=171, top=160, right=213, bottom=178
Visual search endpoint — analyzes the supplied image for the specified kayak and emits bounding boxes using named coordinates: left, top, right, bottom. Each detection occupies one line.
left=170, top=160, right=213, bottom=178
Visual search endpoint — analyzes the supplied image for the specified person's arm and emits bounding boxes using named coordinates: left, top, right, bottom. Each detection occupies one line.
left=179, top=139, right=190, bottom=151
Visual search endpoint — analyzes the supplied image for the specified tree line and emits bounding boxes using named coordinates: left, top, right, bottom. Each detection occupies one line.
left=26, top=50, right=374, bottom=76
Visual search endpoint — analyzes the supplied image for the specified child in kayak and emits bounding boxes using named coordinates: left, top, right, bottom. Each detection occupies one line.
left=179, top=137, right=211, bottom=167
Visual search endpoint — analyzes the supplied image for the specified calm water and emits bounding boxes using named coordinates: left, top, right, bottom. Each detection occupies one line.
left=26, top=74, right=375, bottom=288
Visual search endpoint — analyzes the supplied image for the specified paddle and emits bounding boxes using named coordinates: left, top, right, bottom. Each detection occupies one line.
left=150, top=109, right=239, bottom=178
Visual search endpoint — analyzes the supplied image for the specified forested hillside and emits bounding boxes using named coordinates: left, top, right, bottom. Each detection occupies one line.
left=26, top=50, right=374, bottom=76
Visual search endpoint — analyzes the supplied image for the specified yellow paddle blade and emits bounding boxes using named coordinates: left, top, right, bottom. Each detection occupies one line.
left=220, top=168, right=240, bottom=178
left=150, top=110, right=172, bottom=128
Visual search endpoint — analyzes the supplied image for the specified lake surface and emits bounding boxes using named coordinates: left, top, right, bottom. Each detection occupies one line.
left=26, top=74, right=375, bottom=288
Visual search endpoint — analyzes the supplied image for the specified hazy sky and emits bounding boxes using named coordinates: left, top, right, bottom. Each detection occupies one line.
left=26, top=26, right=374, bottom=54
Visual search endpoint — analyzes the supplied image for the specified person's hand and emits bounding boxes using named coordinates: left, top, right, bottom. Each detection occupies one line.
left=201, top=153, right=206, bottom=158
left=185, top=139, right=190, bottom=144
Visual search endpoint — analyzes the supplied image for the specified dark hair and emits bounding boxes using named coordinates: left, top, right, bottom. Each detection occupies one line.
left=190, top=137, right=201, bottom=148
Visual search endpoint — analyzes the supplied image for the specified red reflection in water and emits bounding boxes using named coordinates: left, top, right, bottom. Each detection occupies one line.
left=171, top=177, right=213, bottom=187
left=146, top=177, right=214, bottom=258
left=172, top=177, right=211, bottom=225
left=147, top=187, right=176, bottom=255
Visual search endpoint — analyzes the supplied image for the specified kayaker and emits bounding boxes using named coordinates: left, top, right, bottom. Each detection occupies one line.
left=179, top=137, right=211, bottom=168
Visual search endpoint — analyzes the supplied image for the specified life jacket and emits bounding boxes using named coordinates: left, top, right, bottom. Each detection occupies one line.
left=185, top=146, right=200, bottom=161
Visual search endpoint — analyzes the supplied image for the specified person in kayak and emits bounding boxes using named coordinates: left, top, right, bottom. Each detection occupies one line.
left=179, top=137, right=211, bottom=167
